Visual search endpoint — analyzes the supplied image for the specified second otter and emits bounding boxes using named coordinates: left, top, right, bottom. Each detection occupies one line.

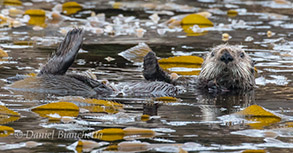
left=143, top=44, right=255, bottom=92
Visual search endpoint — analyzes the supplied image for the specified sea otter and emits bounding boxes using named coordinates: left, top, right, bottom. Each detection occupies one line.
left=6, top=29, right=113, bottom=98
left=7, top=29, right=255, bottom=97
left=143, top=44, right=255, bottom=93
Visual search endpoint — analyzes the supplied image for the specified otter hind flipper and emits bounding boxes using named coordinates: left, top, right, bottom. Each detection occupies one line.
left=143, top=51, right=172, bottom=83
left=39, top=28, right=85, bottom=75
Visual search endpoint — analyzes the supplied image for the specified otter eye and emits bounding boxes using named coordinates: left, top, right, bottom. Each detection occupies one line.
left=211, top=52, right=214, bottom=57
left=240, top=52, right=245, bottom=58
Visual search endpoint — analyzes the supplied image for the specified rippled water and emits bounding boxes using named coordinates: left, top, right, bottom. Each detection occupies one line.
left=0, top=0, right=293, bottom=152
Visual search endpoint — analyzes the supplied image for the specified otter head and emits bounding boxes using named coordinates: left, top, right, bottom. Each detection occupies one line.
left=198, top=44, right=255, bottom=90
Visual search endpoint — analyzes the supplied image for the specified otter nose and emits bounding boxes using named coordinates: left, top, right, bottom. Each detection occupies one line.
left=220, top=52, right=234, bottom=64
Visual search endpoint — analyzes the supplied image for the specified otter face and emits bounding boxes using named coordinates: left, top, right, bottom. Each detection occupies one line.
left=199, top=44, right=255, bottom=90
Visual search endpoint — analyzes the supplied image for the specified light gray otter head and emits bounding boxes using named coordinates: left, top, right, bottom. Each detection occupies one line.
left=198, top=44, right=255, bottom=90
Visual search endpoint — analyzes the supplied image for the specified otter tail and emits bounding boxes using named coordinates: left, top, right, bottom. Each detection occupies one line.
left=143, top=51, right=172, bottom=83
left=38, top=28, right=84, bottom=75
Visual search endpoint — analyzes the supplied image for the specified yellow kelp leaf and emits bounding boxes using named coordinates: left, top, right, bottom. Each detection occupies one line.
left=237, top=105, right=279, bottom=117
left=227, top=10, right=238, bottom=17
left=75, top=140, right=103, bottom=153
left=0, top=48, right=8, bottom=58
left=31, top=102, right=79, bottom=118
left=112, top=2, right=122, bottom=9
left=62, top=2, right=83, bottom=15
left=48, top=117, right=61, bottom=123
left=242, top=149, right=266, bottom=153
left=285, top=122, right=293, bottom=127
left=25, top=9, right=45, bottom=16
left=13, top=41, right=35, bottom=46
left=236, top=105, right=281, bottom=129
left=154, top=96, right=179, bottom=102
left=123, top=127, right=155, bottom=137
left=0, top=126, right=14, bottom=137
left=0, top=105, right=20, bottom=116
left=60, top=97, right=123, bottom=114
left=159, top=56, right=203, bottom=75
left=24, top=9, right=46, bottom=27
left=182, top=25, right=209, bottom=36
left=76, top=140, right=83, bottom=153
left=3, top=0, right=22, bottom=6
left=92, top=127, right=155, bottom=141
left=181, top=14, right=213, bottom=36
left=82, top=105, right=119, bottom=114
left=105, top=144, right=118, bottom=151
left=92, top=128, right=124, bottom=141
left=0, top=15, right=8, bottom=25
left=181, top=14, right=214, bottom=26
left=0, top=105, right=20, bottom=124
left=26, top=73, right=37, bottom=77
left=247, top=117, right=281, bottom=129
left=159, top=56, right=203, bottom=64
left=141, top=114, right=150, bottom=121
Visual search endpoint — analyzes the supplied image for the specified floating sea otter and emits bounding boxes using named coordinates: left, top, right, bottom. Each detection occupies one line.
left=7, top=29, right=113, bottom=98
left=143, top=44, right=255, bottom=93
left=6, top=29, right=255, bottom=97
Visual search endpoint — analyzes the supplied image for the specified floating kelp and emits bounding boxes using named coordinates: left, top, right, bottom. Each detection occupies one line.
left=31, top=102, right=79, bottom=119
left=236, top=105, right=282, bottom=129
left=3, top=0, right=22, bottom=6
left=62, top=2, right=83, bottom=15
left=13, top=41, right=35, bottom=46
left=154, top=96, right=180, bottom=102
left=181, top=14, right=213, bottom=36
left=59, top=97, right=123, bottom=114
left=0, top=48, right=8, bottom=58
left=93, top=128, right=124, bottom=141
left=92, top=127, right=156, bottom=141
left=141, top=114, right=150, bottom=121
left=24, top=9, right=46, bottom=27
left=158, top=55, right=203, bottom=75
left=0, top=126, right=14, bottom=137
left=0, top=105, right=20, bottom=124
left=227, top=10, right=238, bottom=17
left=67, top=140, right=108, bottom=153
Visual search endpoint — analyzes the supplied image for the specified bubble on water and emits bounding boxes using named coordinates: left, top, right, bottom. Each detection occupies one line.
left=32, top=26, right=43, bottom=31
left=245, top=36, right=254, bottom=42
left=157, top=28, right=166, bottom=36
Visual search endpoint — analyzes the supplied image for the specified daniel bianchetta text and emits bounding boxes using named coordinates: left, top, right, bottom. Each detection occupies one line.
left=14, top=130, right=103, bottom=139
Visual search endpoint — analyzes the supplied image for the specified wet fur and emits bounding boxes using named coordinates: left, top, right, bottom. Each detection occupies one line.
left=143, top=44, right=255, bottom=92
left=9, top=29, right=113, bottom=97
left=198, top=44, right=255, bottom=90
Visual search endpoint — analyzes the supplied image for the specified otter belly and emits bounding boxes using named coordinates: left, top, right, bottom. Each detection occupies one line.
left=6, top=75, right=99, bottom=98
left=115, top=81, right=185, bottom=97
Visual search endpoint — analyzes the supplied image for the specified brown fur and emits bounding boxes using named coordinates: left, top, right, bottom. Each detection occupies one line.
left=198, top=44, right=255, bottom=90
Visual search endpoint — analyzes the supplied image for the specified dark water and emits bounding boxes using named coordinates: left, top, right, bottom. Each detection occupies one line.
left=0, top=0, right=293, bottom=152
